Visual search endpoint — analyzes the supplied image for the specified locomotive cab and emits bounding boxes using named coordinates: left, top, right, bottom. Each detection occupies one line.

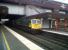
left=30, top=19, right=42, bottom=29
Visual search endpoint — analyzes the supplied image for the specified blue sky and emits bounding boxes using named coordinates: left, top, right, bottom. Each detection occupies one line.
left=54, top=0, right=68, bottom=4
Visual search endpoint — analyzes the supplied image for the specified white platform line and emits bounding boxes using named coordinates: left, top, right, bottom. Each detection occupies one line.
left=42, top=30, right=68, bottom=36
left=4, top=26, right=44, bottom=50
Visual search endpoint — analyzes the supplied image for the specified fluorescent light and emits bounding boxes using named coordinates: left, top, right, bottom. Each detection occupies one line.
left=1, top=19, right=9, bottom=21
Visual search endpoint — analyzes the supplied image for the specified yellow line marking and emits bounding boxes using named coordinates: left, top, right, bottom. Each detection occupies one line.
left=2, top=31, right=11, bottom=50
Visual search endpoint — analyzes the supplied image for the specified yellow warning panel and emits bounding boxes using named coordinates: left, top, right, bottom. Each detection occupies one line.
left=31, top=24, right=42, bottom=29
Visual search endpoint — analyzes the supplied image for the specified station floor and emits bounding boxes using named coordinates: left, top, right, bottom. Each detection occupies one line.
left=0, top=25, right=44, bottom=50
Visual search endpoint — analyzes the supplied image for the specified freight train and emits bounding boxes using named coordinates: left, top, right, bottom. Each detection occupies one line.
left=16, top=17, right=43, bottom=30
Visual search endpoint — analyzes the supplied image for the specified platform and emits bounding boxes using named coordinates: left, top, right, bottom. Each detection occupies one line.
left=0, top=25, right=44, bottom=50
left=42, top=29, right=68, bottom=36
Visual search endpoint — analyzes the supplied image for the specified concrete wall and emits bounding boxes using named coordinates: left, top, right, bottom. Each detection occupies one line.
left=0, top=3, right=25, bottom=15
left=25, top=5, right=39, bottom=16
left=26, top=5, right=52, bottom=16
left=0, top=4, right=52, bottom=16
